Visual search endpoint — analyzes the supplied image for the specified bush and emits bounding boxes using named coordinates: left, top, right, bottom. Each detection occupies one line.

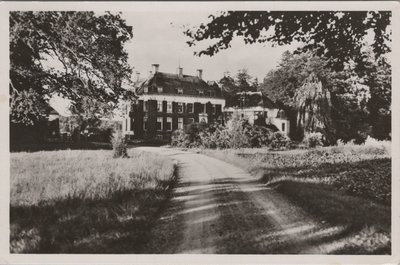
left=246, top=125, right=273, bottom=148
left=303, top=132, right=324, bottom=148
left=270, top=131, right=291, bottom=150
left=111, top=131, right=128, bottom=158
left=170, top=118, right=274, bottom=149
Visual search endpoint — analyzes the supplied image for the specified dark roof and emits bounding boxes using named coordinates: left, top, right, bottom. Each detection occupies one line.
left=136, top=72, right=222, bottom=98
left=229, top=91, right=276, bottom=108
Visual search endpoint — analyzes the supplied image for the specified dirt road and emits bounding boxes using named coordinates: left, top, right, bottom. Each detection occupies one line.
left=138, top=147, right=346, bottom=254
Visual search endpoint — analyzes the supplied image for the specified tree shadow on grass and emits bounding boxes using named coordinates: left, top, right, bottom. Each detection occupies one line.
left=10, top=181, right=176, bottom=253
left=258, top=158, right=391, bottom=254
left=143, top=174, right=390, bottom=254
left=258, top=158, right=391, bottom=205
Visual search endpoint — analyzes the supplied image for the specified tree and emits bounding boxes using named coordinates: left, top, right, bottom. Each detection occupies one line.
left=251, top=78, right=259, bottom=91
left=218, top=73, right=237, bottom=107
left=10, top=11, right=134, bottom=126
left=260, top=51, right=332, bottom=139
left=262, top=50, right=391, bottom=142
left=295, top=73, right=334, bottom=142
left=185, top=11, right=391, bottom=71
left=261, top=51, right=331, bottom=108
left=235, top=68, right=253, bottom=92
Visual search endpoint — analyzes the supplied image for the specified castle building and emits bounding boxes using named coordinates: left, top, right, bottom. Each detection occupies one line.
left=123, top=64, right=225, bottom=140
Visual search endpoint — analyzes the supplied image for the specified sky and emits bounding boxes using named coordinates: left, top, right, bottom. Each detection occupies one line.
left=50, top=10, right=300, bottom=117
left=121, top=11, right=299, bottom=82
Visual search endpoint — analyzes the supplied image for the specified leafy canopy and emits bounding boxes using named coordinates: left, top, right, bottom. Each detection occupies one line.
left=10, top=11, right=134, bottom=125
left=185, top=11, right=391, bottom=71
left=261, top=50, right=391, bottom=141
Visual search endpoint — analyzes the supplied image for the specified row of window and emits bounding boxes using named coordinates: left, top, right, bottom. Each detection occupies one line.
left=144, top=86, right=216, bottom=97
left=144, top=101, right=217, bottom=114
left=143, top=117, right=195, bottom=131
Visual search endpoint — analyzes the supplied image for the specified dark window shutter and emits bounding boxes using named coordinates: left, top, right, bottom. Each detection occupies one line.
left=172, top=102, right=177, bottom=113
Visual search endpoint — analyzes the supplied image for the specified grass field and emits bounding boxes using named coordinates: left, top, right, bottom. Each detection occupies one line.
left=10, top=148, right=177, bottom=253
left=202, top=143, right=391, bottom=254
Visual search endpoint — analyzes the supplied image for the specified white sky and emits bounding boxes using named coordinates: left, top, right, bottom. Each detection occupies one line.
left=122, top=11, right=299, bottom=82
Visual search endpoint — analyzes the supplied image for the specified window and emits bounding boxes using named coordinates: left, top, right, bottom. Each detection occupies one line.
left=212, top=104, right=216, bottom=114
left=198, top=90, right=204, bottom=96
left=143, top=116, right=148, bottom=131
left=166, top=117, right=172, bottom=131
left=282, top=123, right=285, bottom=132
left=209, top=91, right=215, bottom=97
left=157, top=86, right=163, bottom=93
left=157, top=101, right=162, bottom=112
left=144, top=86, right=148, bottom=93
left=177, top=88, right=183, bottom=94
left=178, top=118, right=184, bottom=129
left=188, top=118, right=194, bottom=124
left=156, top=134, right=163, bottom=140
left=157, top=117, right=163, bottom=131
left=177, top=102, right=183, bottom=113
left=167, top=102, right=172, bottom=113
left=187, top=103, right=193, bottom=113
left=143, top=101, right=148, bottom=112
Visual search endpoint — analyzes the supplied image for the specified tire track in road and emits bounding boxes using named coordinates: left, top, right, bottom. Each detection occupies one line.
left=139, top=147, right=345, bottom=254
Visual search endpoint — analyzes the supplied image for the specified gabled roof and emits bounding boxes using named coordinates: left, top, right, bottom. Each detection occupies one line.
left=230, top=91, right=276, bottom=109
left=136, top=72, right=222, bottom=98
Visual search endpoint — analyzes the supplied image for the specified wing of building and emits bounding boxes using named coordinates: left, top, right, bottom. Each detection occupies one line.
left=224, top=91, right=290, bottom=135
left=122, top=64, right=290, bottom=141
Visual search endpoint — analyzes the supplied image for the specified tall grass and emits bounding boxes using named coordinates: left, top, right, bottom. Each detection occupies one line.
left=203, top=143, right=391, bottom=204
left=10, top=149, right=176, bottom=253
left=11, top=149, right=174, bottom=206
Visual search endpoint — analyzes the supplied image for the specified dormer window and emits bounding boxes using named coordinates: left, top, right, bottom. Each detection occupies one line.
left=177, top=88, right=183, bottom=94
left=157, top=86, right=163, bottom=93
left=177, top=102, right=183, bottom=113
left=167, top=102, right=172, bottom=113
left=187, top=103, right=193, bottom=113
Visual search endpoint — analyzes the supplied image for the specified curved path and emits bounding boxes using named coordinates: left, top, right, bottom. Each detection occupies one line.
left=138, top=147, right=346, bottom=254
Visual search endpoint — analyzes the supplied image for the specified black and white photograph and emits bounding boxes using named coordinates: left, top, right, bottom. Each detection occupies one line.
left=1, top=1, right=399, bottom=264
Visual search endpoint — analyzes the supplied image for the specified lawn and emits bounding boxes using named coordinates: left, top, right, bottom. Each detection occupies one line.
left=201, top=143, right=391, bottom=254
left=10, top=148, right=177, bottom=253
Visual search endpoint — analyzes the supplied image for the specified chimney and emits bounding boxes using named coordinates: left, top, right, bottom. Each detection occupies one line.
left=197, top=69, right=203, bottom=79
left=178, top=67, right=183, bottom=78
left=135, top=71, right=140, bottom=82
left=152, top=64, right=159, bottom=73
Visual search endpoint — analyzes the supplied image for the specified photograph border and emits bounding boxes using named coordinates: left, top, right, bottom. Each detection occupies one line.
left=1, top=1, right=399, bottom=264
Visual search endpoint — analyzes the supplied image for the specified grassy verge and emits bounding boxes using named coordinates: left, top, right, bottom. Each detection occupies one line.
left=201, top=143, right=391, bottom=254
left=10, top=148, right=177, bottom=253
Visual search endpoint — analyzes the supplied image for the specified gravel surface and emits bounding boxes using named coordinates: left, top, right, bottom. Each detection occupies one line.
left=138, top=147, right=358, bottom=254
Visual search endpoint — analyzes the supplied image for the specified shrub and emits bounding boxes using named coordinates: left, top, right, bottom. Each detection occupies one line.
left=170, top=118, right=274, bottom=149
left=303, top=132, right=324, bottom=148
left=111, top=131, right=128, bottom=158
left=246, top=125, right=273, bottom=148
left=270, top=131, right=291, bottom=150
